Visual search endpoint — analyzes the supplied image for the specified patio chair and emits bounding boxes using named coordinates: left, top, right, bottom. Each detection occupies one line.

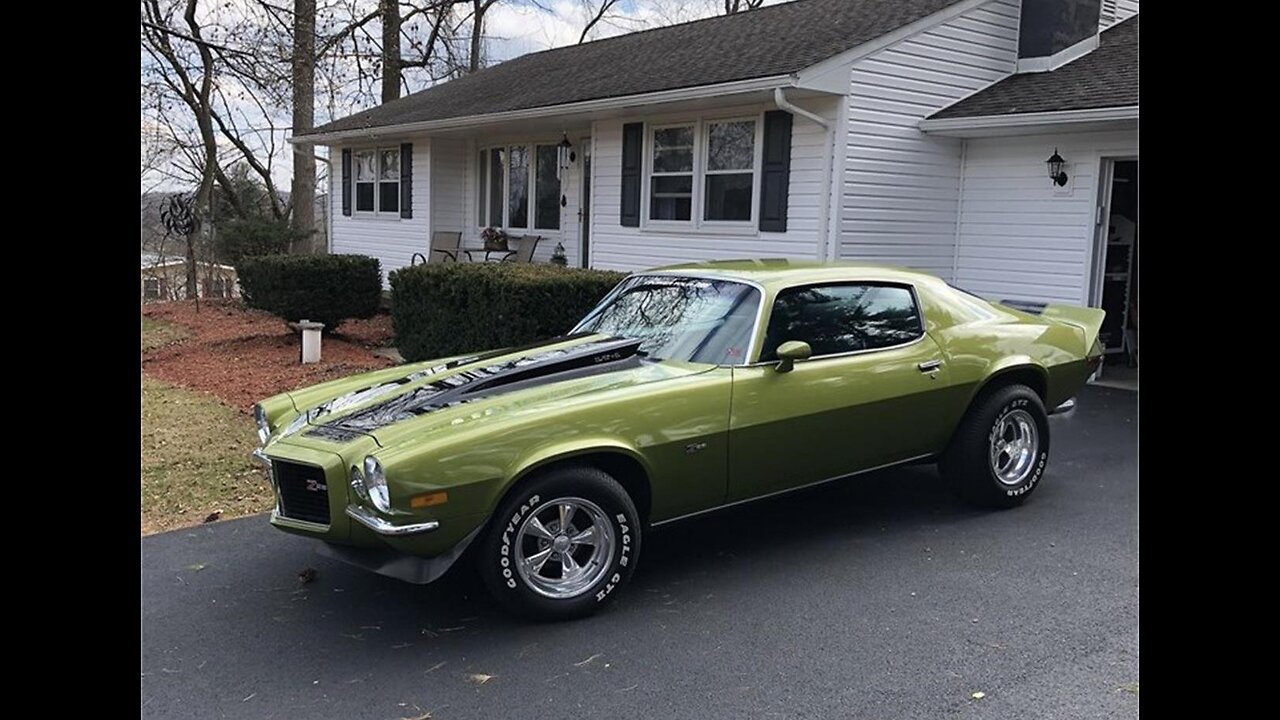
left=411, top=231, right=462, bottom=265
left=504, top=235, right=542, bottom=263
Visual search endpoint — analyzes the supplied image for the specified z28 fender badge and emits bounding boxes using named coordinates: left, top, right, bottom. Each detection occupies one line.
left=305, top=479, right=328, bottom=493
left=685, top=442, right=708, bottom=455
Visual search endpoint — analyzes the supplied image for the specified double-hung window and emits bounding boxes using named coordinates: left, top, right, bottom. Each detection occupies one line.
left=645, top=116, right=759, bottom=226
left=354, top=148, right=400, bottom=214
left=477, top=144, right=562, bottom=231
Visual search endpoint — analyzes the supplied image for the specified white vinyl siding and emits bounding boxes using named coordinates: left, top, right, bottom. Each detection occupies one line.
left=839, top=0, right=1021, bottom=280
left=1100, top=0, right=1138, bottom=29
left=953, top=129, right=1137, bottom=306
left=431, top=137, right=466, bottom=240
left=330, top=139, right=430, bottom=285
left=589, top=97, right=836, bottom=273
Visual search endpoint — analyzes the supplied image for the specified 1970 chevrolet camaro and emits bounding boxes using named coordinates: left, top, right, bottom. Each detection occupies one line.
left=252, top=260, right=1104, bottom=619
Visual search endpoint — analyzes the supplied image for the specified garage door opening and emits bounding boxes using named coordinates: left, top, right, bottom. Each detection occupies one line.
left=1092, top=159, right=1138, bottom=389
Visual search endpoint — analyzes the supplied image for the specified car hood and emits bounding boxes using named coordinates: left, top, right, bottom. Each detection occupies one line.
left=273, top=333, right=711, bottom=449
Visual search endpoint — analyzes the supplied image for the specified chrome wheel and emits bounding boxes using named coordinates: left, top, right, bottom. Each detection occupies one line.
left=513, top=497, right=615, bottom=600
left=990, top=408, right=1039, bottom=485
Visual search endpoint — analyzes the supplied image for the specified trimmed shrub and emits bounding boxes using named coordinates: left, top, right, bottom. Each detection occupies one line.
left=390, top=262, right=627, bottom=361
left=238, top=254, right=382, bottom=331
left=215, top=217, right=308, bottom=264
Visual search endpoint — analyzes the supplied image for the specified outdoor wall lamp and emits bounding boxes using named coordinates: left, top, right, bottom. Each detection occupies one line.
left=1046, top=148, right=1069, bottom=187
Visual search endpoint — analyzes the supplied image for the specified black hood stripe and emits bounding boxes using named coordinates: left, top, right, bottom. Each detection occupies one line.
left=304, top=336, right=642, bottom=442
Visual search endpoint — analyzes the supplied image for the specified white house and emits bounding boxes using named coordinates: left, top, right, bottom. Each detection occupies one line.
left=295, top=0, right=1138, bottom=354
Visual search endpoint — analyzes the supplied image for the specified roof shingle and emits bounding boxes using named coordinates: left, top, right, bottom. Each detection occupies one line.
left=930, top=15, right=1137, bottom=120
left=304, top=0, right=963, bottom=136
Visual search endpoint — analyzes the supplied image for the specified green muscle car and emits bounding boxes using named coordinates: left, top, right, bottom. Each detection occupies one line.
left=253, top=260, right=1103, bottom=620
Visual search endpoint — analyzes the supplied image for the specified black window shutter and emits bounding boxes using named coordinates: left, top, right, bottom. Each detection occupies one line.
left=759, top=110, right=793, bottom=232
left=341, top=148, right=352, bottom=217
left=400, top=143, right=413, bottom=219
left=620, top=122, right=643, bottom=227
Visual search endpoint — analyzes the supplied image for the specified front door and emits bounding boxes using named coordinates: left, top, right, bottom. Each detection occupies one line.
left=578, top=138, right=591, bottom=268
left=727, top=283, right=955, bottom=502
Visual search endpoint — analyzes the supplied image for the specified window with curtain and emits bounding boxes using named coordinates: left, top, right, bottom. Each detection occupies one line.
left=703, top=120, right=754, bottom=221
left=478, top=143, right=562, bottom=231
left=508, top=145, right=530, bottom=229
left=354, top=147, right=400, bottom=213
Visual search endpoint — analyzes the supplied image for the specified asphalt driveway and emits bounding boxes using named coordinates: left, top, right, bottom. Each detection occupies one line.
left=141, top=386, right=1138, bottom=720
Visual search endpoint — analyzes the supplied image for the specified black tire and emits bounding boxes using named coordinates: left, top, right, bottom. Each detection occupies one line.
left=941, top=384, right=1050, bottom=508
left=477, top=466, right=641, bottom=621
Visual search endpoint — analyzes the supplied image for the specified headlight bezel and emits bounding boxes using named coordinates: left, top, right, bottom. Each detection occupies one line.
left=362, top=456, right=391, bottom=513
left=253, top=404, right=271, bottom=445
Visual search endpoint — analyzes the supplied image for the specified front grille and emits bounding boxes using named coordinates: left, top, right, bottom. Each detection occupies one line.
left=274, top=460, right=331, bottom=525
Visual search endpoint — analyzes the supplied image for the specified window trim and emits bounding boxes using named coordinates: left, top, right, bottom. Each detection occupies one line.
left=351, top=146, right=402, bottom=216
left=477, top=141, right=564, bottom=233
left=641, top=114, right=763, bottom=231
left=750, top=281, right=928, bottom=365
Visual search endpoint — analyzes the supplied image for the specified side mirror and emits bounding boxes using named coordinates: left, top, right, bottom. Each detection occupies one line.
left=774, top=341, right=812, bottom=373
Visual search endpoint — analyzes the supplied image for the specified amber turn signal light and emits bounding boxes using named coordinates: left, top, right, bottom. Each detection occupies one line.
left=409, top=491, right=448, bottom=509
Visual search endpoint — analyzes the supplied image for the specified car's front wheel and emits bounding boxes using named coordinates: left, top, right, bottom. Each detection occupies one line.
left=478, top=466, right=640, bottom=621
left=941, top=383, right=1050, bottom=508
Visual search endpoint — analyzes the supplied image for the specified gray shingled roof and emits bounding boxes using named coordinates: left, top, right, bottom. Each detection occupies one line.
left=930, top=15, right=1137, bottom=120
left=304, top=0, right=962, bottom=136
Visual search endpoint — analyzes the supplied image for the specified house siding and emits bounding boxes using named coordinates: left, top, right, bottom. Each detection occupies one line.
left=954, top=129, right=1138, bottom=305
left=588, top=97, right=837, bottom=273
left=330, top=139, right=431, bottom=283
left=1100, top=0, right=1139, bottom=29
left=839, top=0, right=1021, bottom=280
left=431, top=137, right=467, bottom=244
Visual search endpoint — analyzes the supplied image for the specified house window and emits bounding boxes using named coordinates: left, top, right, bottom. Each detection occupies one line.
left=645, top=116, right=759, bottom=226
left=650, top=125, right=694, bottom=221
left=143, top=277, right=161, bottom=300
left=478, top=143, right=562, bottom=231
left=704, top=120, right=755, bottom=221
left=354, top=147, right=400, bottom=213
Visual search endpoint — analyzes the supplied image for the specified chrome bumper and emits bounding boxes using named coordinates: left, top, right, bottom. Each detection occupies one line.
left=1049, top=397, right=1077, bottom=415
left=346, top=506, right=440, bottom=536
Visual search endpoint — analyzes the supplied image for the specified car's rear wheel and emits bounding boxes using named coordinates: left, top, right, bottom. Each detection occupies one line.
left=478, top=466, right=640, bottom=621
left=941, top=383, right=1049, bottom=508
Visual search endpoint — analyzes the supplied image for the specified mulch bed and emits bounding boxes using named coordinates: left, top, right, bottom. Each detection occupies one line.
left=141, top=300, right=396, bottom=412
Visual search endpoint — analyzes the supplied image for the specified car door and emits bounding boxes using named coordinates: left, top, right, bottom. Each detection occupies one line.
left=727, top=282, right=955, bottom=502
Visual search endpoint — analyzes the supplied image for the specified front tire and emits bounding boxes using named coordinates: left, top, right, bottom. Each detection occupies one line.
left=478, top=466, right=640, bottom=621
left=941, top=384, right=1050, bottom=508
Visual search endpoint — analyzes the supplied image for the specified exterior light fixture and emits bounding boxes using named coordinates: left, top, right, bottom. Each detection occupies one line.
left=1046, top=148, right=1069, bottom=187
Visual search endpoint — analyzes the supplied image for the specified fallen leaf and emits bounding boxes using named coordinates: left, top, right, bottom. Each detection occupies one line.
left=1119, top=682, right=1139, bottom=695
left=203, top=511, right=222, bottom=523
left=465, top=673, right=494, bottom=685
left=186, top=563, right=206, bottom=572
left=971, top=692, right=986, bottom=700
left=298, top=567, right=317, bottom=584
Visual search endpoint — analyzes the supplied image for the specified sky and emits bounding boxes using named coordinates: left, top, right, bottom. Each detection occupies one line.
left=141, top=0, right=788, bottom=195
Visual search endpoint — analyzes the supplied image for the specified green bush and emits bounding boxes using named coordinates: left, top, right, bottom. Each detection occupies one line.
left=390, top=263, right=627, bottom=361
left=215, top=218, right=309, bottom=265
left=238, top=254, right=382, bottom=331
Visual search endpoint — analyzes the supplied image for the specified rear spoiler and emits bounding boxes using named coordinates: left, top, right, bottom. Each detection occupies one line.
left=1001, top=300, right=1106, bottom=356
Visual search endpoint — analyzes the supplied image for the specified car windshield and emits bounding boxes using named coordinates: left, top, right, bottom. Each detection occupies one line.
left=573, top=275, right=761, bottom=365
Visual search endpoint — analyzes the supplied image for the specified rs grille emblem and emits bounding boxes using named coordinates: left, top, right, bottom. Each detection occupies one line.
left=305, top=479, right=328, bottom=493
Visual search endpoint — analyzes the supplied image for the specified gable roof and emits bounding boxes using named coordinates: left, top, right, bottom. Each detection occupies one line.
left=930, top=15, right=1138, bottom=120
left=303, top=0, right=963, bottom=137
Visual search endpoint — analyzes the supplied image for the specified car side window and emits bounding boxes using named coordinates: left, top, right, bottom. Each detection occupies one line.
left=760, top=284, right=924, bottom=361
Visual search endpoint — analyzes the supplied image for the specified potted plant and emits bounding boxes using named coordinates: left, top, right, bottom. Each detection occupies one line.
left=481, top=227, right=510, bottom=252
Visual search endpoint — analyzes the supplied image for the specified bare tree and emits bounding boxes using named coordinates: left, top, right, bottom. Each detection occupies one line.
left=723, top=0, right=764, bottom=13
left=292, top=0, right=318, bottom=251
left=578, top=0, right=622, bottom=44
left=469, top=0, right=499, bottom=73
left=380, top=0, right=402, bottom=101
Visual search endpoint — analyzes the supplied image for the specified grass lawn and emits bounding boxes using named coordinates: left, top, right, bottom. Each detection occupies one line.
left=140, top=376, right=274, bottom=535
left=141, top=315, right=189, bottom=352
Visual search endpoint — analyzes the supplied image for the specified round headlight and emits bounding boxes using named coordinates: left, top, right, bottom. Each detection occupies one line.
left=253, top=404, right=271, bottom=445
left=363, top=456, right=390, bottom=513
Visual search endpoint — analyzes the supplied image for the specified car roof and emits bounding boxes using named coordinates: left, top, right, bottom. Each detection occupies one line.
left=644, top=259, right=943, bottom=293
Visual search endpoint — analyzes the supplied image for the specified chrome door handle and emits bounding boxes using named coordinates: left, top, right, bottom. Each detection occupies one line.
left=918, top=360, right=943, bottom=372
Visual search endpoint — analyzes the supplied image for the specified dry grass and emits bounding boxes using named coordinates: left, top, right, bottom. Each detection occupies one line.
left=141, top=315, right=189, bottom=353
left=140, top=376, right=274, bottom=535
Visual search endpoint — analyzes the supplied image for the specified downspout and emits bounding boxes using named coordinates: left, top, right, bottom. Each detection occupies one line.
left=951, top=139, right=967, bottom=282
left=774, top=88, right=835, bottom=261
left=292, top=143, right=333, bottom=254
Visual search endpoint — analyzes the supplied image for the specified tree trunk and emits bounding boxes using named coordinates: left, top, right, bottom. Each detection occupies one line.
left=292, top=0, right=317, bottom=253
left=469, top=0, right=486, bottom=73
left=186, top=0, right=216, bottom=300
left=381, top=0, right=401, bottom=102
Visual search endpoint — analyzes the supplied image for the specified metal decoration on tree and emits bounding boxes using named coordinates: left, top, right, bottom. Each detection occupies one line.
left=160, top=193, right=200, bottom=238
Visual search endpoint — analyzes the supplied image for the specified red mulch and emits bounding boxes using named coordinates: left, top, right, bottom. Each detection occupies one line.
left=142, top=300, right=396, bottom=412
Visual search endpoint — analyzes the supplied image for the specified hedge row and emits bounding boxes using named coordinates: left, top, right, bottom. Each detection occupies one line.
left=389, top=262, right=627, bottom=361
left=237, top=254, right=382, bottom=331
